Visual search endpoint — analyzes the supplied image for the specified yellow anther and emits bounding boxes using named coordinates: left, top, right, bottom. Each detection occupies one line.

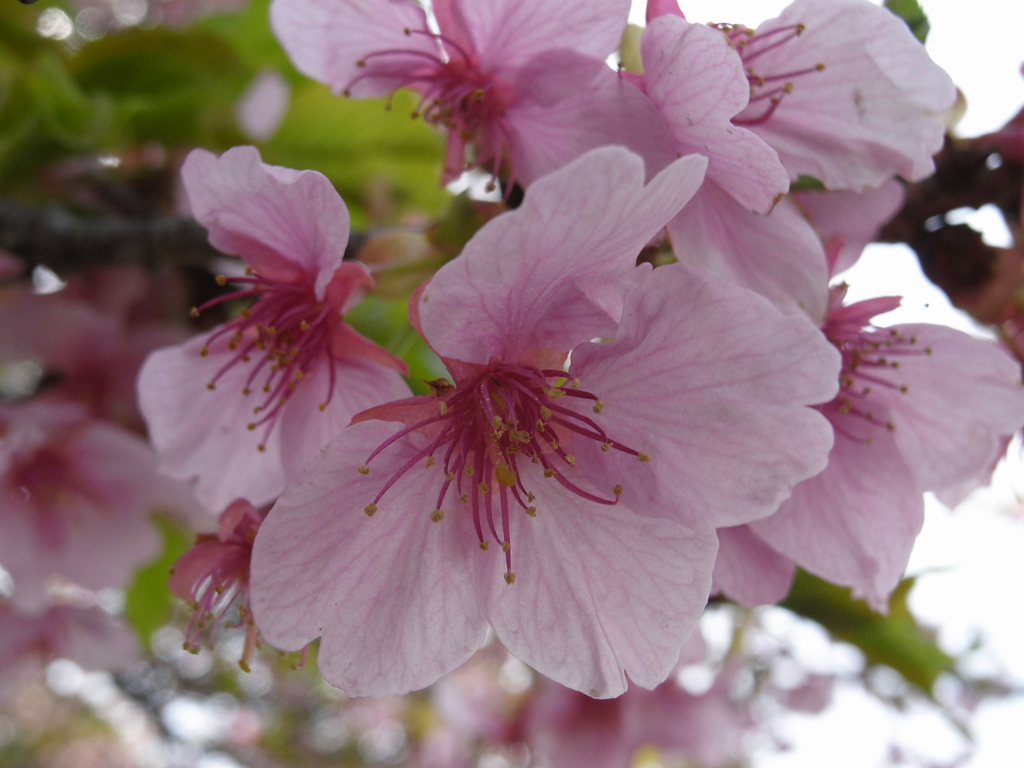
left=241, top=355, right=250, bottom=362
left=244, top=266, right=253, bottom=276
left=593, top=400, right=604, bottom=414
left=886, top=422, right=896, bottom=431
left=900, top=385, right=909, bottom=393
left=247, top=423, right=256, bottom=431
left=300, top=320, right=310, bottom=331
left=190, top=307, right=200, bottom=318
left=479, top=541, right=490, bottom=551
left=430, top=509, right=445, bottom=523
left=207, top=382, right=216, bottom=390
left=504, top=572, right=516, bottom=585
left=240, top=309, right=252, bottom=319
left=565, top=454, right=576, bottom=466
left=477, top=482, right=490, bottom=494
left=491, top=416, right=503, bottom=430
left=527, top=492, right=535, bottom=502
left=525, top=506, right=537, bottom=517
left=464, top=464, right=475, bottom=476
left=215, top=275, right=227, bottom=286
left=612, top=484, right=623, bottom=496
left=459, top=493, right=469, bottom=503
left=425, top=456, right=435, bottom=468
left=924, top=347, right=933, bottom=355
left=637, top=452, right=650, bottom=462
left=815, top=62, right=825, bottom=71
left=200, top=346, right=209, bottom=357
left=539, top=406, right=552, bottom=421
left=547, top=388, right=564, bottom=399
left=500, top=541, right=510, bottom=553
left=364, top=503, right=377, bottom=516
left=294, top=370, right=304, bottom=381
left=600, top=442, right=611, bottom=452
left=496, top=463, right=517, bottom=488
left=543, top=468, right=555, bottom=478
left=257, top=444, right=266, bottom=452
left=318, top=403, right=326, bottom=412
left=438, top=401, right=449, bottom=415
left=357, top=465, right=370, bottom=475
left=263, top=384, right=271, bottom=393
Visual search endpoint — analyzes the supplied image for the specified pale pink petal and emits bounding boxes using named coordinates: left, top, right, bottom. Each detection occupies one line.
left=646, top=0, right=684, bottom=21
left=0, top=406, right=166, bottom=613
left=451, top=0, right=631, bottom=73
left=794, top=180, right=904, bottom=274
left=419, top=148, right=707, bottom=363
left=0, top=605, right=140, bottom=673
left=269, top=0, right=436, bottom=98
left=182, top=146, right=350, bottom=298
left=751, top=423, right=923, bottom=610
left=642, top=15, right=789, bottom=213
left=236, top=69, right=291, bottom=142
left=712, top=526, right=795, bottom=606
left=277, top=357, right=412, bottom=479
left=137, top=335, right=289, bottom=510
left=474, top=465, right=717, bottom=698
left=506, top=65, right=678, bottom=185
left=250, top=421, right=488, bottom=696
left=737, top=0, right=956, bottom=189
left=667, top=183, right=830, bottom=321
left=863, top=324, right=1024, bottom=491
left=568, top=263, right=838, bottom=530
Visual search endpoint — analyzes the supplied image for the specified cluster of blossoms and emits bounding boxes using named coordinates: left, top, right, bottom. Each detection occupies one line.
left=3, top=1, right=1024, bottom=749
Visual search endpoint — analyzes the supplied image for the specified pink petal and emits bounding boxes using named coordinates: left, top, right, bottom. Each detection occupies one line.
left=667, top=183, right=830, bottom=321
left=506, top=65, right=678, bottom=186
left=182, top=146, right=350, bottom=298
left=751, top=424, right=923, bottom=610
left=269, top=0, right=436, bottom=98
left=451, top=0, right=631, bottom=73
left=418, top=148, right=707, bottom=364
left=568, top=263, right=838, bottom=530
left=712, top=525, right=795, bottom=606
left=137, top=335, right=289, bottom=510
left=793, top=180, right=904, bottom=274
left=277, top=357, right=412, bottom=480
left=646, top=0, right=684, bottom=21
left=863, top=324, right=1024, bottom=492
left=737, top=0, right=956, bottom=189
left=250, top=421, right=488, bottom=696
left=474, top=467, right=717, bottom=697
left=642, top=15, right=789, bottom=213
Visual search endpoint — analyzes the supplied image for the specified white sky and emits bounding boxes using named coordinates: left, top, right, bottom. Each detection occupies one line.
left=628, top=2, right=1024, bottom=766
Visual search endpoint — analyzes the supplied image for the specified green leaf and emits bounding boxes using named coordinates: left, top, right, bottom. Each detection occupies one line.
left=884, top=0, right=931, bottom=43
left=782, top=570, right=954, bottom=694
left=264, top=84, right=447, bottom=227
left=790, top=174, right=826, bottom=192
left=123, top=516, right=193, bottom=650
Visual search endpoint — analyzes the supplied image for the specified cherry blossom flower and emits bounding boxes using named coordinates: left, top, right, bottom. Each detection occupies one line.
left=0, top=603, right=140, bottom=675
left=250, top=147, right=839, bottom=698
left=270, top=0, right=676, bottom=187
left=723, top=0, right=957, bottom=191
left=138, top=147, right=411, bottom=510
left=0, top=401, right=188, bottom=613
left=170, top=498, right=265, bottom=671
left=717, top=284, right=1024, bottom=609
left=637, top=13, right=828, bottom=319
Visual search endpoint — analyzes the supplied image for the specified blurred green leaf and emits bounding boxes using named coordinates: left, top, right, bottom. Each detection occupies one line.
left=124, top=515, right=192, bottom=650
left=790, top=174, right=826, bottom=192
left=782, top=570, right=954, bottom=694
left=884, top=0, right=931, bottom=43
left=197, top=0, right=292, bottom=74
left=264, top=84, right=447, bottom=226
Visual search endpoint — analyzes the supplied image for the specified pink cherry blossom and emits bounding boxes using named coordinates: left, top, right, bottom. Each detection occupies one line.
left=138, top=147, right=411, bottom=511
left=0, top=603, right=140, bottom=675
left=726, top=0, right=956, bottom=190
left=0, top=402, right=188, bottom=613
left=170, top=498, right=264, bottom=671
left=637, top=14, right=828, bottom=319
left=270, top=0, right=676, bottom=186
left=250, top=147, right=839, bottom=698
left=720, top=284, right=1024, bottom=609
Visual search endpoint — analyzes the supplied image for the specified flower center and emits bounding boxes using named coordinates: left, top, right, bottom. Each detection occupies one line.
left=359, top=362, right=644, bottom=583
left=822, top=293, right=929, bottom=442
left=193, top=269, right=341, bottom=451
left=714, top=22, right=826, bottom=125
left=346, top=27, right=515, bottom=184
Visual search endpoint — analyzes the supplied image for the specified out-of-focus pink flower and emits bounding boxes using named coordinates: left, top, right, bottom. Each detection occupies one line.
left=0, top=603, right=140, bottom=674
left=719, top=284, right=1024, bottom=609
left=138, top=147, right=411, bottom=511
left=170, top=498, right=262, bottom=670
left=236, top=69, right=291, bottom=143
left=0, top=402, right=187, bottom=613
left=726, top=0, right=956, bottom=191
left=270, top=0, right=676, bottom=186
left=250, top=147, right=839, bottom=698
left=522, top=667, right=752, bottom=768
